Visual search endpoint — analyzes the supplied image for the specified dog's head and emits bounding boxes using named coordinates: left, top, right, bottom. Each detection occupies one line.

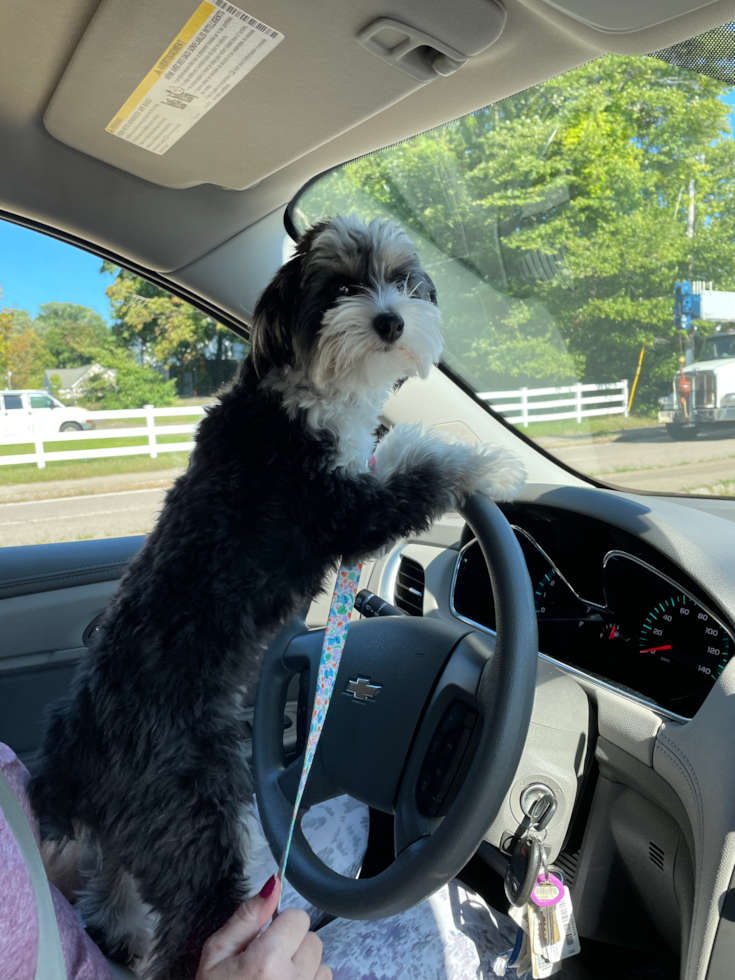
left=250, top=215, right=442, bottom=393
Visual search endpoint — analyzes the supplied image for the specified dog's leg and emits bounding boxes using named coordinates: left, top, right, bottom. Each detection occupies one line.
left=76, top=837, right=158, bottom=967
left=330, top=422, right=526, bottom=558
left=144, top=870, right=244, bottom=980
left=128, top=748, right=253, bottom=980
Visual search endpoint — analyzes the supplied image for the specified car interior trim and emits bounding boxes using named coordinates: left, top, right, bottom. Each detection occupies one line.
left=0, top=647, right=87, bottom=676
left=0, top=537, right=146, bottom=600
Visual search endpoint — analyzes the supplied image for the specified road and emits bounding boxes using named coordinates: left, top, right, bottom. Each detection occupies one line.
left=535, top=426, right=735, bottom=492
left=1, top=426, right=735, bottom=546
left=0, top=487, right=168, bottom=547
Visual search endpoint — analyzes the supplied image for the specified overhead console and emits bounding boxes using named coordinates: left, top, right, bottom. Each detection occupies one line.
left=42, top=0, right=505, bottom=189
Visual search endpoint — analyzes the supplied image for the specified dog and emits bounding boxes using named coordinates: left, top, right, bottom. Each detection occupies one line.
left=30, top=214, right=526, bottom=979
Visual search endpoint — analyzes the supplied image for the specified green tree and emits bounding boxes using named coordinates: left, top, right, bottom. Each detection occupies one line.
left=11, top=309, right=35, bottom=334
left=0, top=308, right=13, bottom=385
left=33, top=302, right=109, bottom=341
left=102, top=265, right=239, bottom=391
left=296, top=54, right=735, bottom=410
left=3, top=329, right=51, bottom=388
left=76, top=347, right=177, bottom=409
left=29, top=303, right=111, bottom=369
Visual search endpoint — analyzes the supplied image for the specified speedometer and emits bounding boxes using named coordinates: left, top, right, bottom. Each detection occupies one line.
left=638, top=594, right=730, bottom=684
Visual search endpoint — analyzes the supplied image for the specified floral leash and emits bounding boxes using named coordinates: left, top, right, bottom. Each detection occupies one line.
left=275, top=457, right=375, bottom=909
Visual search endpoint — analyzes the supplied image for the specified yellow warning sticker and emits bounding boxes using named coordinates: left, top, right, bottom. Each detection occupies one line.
left=106, top=0, right=283, bottom=155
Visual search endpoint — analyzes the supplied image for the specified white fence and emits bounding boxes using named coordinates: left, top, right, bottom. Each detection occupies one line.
left=0, top=406, right=206, bottom=469
left=477, top=380, right=629, bottom=427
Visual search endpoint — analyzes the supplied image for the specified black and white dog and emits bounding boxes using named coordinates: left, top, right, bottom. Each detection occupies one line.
left=30, top=215, right=525, bottom=979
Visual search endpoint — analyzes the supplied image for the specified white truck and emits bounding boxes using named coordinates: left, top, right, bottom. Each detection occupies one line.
left=658, top=331, right=735, bottom=440
left=0, top=390, right=96, bottom=440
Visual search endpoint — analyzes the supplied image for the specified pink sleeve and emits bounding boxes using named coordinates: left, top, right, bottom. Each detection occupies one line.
left=0, top=743, right=113, bottom=980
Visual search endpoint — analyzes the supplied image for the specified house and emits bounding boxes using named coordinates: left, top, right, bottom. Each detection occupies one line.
left=43, top=364, right=116, bottom=400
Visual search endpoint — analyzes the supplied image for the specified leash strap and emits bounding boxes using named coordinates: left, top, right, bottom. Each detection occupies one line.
left=276, top=560, right=363, bottom=907
left=275, top=456, right=376, bottom=909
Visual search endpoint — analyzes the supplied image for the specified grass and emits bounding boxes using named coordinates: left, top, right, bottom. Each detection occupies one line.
left=516, top=413, right=657, bottom=439
left=682, top=478, right=735, bottom=496
left=0, top=433, right=192, bottom=457
left=0, top=431, right=192, bottom=488
left=94, top=414, right=204, bottom=429
left=0, top=450, right=191, bottom=486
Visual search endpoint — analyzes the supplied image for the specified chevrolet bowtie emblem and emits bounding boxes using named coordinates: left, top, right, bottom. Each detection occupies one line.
left=344, top=677, right=382, bottom=702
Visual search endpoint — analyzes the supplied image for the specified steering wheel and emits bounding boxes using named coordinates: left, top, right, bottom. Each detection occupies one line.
left=253, top=494, right=538, bottom=920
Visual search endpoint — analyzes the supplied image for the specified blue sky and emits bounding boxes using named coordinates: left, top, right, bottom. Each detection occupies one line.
left=0, top=221, right=114, bottom=323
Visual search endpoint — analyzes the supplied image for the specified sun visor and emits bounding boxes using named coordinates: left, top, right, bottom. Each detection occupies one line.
left=43, top=0, right=505, bottom=190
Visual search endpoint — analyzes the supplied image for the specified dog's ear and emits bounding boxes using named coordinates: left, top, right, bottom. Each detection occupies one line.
left=425, top=273, right=438, bottom=306
left=250, top=254, right=302, bottom=377
left=250, top=220, right=334, bottom=378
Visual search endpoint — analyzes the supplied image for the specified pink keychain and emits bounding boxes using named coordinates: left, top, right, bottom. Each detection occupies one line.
left=530, top=872, right=564, bottom=907
left=530, top=871, right=564, bottom=948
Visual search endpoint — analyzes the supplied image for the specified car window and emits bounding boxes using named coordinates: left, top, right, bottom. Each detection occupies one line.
left=29, top=394, right=54, bottom=409
left=0, top=220, right=247, bottom=547
left=291, top=28, right=735, bottom=499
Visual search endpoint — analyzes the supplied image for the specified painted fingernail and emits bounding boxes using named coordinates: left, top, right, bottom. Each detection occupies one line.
left=259, top=875, right=276, bottom=899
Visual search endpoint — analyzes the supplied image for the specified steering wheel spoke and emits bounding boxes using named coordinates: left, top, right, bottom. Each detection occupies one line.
left=277, top=751, right=341, bottom=809
left=394, top=631, right=494, bottom=852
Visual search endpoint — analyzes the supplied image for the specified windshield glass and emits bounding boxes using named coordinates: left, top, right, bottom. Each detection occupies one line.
left=291, top=43, right=735, bottom=499
left=700, top=335, right=735, bottom=360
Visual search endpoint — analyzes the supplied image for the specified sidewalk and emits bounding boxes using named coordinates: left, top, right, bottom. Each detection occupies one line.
left=0, top=468, right=185, bottom=505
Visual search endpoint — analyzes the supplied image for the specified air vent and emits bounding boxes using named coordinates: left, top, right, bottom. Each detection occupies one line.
left=554, top=848, right=580, bottom=887
left=649, top=841, right=665, bottom=871
left=394, top=556, right=425, bottom=616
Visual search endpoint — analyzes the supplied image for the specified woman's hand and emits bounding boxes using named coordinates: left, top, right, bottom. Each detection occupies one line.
left=196, top=876, right=331, bottom=980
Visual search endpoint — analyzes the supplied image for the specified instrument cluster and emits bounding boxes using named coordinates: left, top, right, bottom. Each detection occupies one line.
left=451, top=513, right=733, bottom=719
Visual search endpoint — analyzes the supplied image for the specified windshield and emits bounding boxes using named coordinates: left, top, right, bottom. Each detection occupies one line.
left=291, top=40, right=735, bottom=499
left=700, top=335, right=735, bottom=360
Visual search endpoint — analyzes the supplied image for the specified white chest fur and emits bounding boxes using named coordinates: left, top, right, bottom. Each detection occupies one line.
left=263, top=368, right=386, bottom=472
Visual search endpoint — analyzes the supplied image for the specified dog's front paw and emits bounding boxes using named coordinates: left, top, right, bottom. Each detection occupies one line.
left=463, top=443, right=527, bottom=502
left=373, top=421, right=430, bottom=472
left=376, top=424, right=526, bottom=503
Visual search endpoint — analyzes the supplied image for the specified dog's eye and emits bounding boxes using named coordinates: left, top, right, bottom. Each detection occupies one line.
left=332, top=283, right=359, bottom=298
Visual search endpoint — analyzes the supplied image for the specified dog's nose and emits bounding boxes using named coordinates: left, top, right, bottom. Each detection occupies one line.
left=374, top=311, right=404, bottom=344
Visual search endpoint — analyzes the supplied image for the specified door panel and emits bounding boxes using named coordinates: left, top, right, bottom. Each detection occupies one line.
left=0, top=537, right=144, bottom=763
left=0, top=581, right=119, bottom=661
left=0, top=536, right=301, bottom=766
left=0, top=663, right=80, bottom=759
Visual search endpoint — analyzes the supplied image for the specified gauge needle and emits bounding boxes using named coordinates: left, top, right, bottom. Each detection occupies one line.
left=640, top=645, right=672, bottom=653
left=608, top=624, right=616, bottom=640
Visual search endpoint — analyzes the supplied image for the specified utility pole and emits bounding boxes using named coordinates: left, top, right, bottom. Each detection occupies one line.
left=687, top=177, right=695, bottom=241
left=685, top=175, right=696, bottom=363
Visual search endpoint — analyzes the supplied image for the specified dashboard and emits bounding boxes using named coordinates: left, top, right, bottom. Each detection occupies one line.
left=451, top=503, right=735, bottom=719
